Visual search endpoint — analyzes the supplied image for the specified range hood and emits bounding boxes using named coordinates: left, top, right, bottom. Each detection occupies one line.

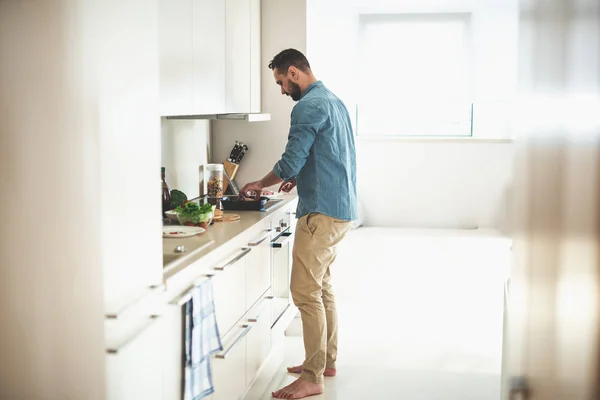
left=166, top=113, right=271, bottom=122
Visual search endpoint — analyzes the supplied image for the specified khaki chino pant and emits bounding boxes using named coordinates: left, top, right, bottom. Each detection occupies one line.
left=290, top=212, right=352, bottom=384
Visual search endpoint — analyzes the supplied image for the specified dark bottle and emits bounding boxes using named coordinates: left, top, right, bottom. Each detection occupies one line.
left=161, top=167, right=171, bottom=217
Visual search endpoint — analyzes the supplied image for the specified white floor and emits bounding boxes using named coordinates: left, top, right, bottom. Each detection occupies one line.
left=248, top=228, right=511, bottom=400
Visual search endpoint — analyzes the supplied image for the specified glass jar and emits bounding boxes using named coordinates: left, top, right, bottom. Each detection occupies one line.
left=205, top=164, right=224, bottom=198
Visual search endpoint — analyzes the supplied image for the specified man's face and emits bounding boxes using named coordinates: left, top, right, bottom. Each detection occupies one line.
left=274, top=68, right=301, bottom=101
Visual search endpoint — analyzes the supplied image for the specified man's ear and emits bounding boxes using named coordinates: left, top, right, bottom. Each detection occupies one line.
left=288, top=66, right=299, bottom=81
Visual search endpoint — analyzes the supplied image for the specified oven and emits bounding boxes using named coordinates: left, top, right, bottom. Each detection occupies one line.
left=270, top=219, right=294, bottom=328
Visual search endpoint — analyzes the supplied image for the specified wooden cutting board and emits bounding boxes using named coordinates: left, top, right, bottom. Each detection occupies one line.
left=214, top=213, right=240, bottom=223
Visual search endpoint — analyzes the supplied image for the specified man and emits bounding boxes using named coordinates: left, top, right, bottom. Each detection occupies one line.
left=239, top=48, right=358, bottom=399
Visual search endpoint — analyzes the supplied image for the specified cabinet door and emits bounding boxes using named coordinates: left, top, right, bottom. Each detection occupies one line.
left=159, top=0, right=194, bottom=116
left=212, top=248, right=249, bottom=338
left=246, top=297, right=273, bottom=388
left=193, top=0, right=227, bottom=114
left=106, top=315, right=166, bottom=400
left=100, top=0, right=163, bottom=314
left=246, top=229, right=272, bottom=308
left=249, top=0, right=261, bottom=113
left=212, top=324, right=250, bottom=400
left=225, top=0, right=252, bottom=113
left=162, top=305, right=184, bottom=400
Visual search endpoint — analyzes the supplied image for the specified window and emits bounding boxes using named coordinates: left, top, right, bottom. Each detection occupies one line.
left=357, top=14, right=473, bottom=137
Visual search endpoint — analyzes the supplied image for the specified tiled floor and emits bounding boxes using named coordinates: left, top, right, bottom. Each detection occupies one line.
left=249, top=228, right=511, bottom=400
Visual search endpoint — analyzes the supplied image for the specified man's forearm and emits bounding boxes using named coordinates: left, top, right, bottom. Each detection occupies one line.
left=259, top=171, right=283, bottom=188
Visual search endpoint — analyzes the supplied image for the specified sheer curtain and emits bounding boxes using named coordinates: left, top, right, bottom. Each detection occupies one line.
left=504, top=0, right=600, bottom=399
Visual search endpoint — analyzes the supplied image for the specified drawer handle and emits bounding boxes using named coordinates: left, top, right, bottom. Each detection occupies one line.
left=248, top=296, right=273, bottom=322
left=106, top=315, right=160, bottom=354
left=215, top=325, right=252, bottom=359
left=271, top=232, right=292, bottom=248
left=169, top=275, right=214, bottom=307
left=214, top=248, right=252, bottom=271
left=248, top=229, right=274, bottom=246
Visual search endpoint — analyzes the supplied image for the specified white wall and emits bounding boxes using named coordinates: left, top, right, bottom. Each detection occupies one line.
left=211, top=0, right=307, bottom=187
left=306, top=0, right=517, bottom=229
left=161, top=119, right=210, bottom=199
left=357, top=138, right=514, bottom=229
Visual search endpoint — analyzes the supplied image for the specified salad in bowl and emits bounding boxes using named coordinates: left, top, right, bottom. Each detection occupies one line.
left=175, top=201, right=214, bottom=228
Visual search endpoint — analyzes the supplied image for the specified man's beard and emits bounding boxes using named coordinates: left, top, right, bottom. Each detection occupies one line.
left=288, top=81, right=301, bottom=101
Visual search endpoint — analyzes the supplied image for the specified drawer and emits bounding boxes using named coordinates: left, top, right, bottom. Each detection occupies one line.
left=245, top=295, right=273, bottom=388
left=246, top=228, right=273, bottom=308
left=212, top=247, right=250, bottom=338
left=211, top=324, right=251, bottom=400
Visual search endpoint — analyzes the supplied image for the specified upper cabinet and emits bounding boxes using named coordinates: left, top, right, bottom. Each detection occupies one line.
left=158, top=0, right=195, bottom=116
left=159, top=0, right=261, bottom=117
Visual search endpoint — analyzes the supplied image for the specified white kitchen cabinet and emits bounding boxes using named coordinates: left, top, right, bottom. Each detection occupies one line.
left=246, top=226, right=273, bottom=308
left=159, top=0, right=261, bottom=116
left=225, top=0, right=261, bottom=114
left=212, top=248, right=250, bottom=338
left=162, top=304, right=184, bottom=400
left=159, top=0, right=194, bottom=116
left=245, top=296, right=273, bottom=388
left=105, top=314, right=168, bottom=400
left=99, top=0, right=164, bottom=317
left=193, top=0, right=227, bottom=114
left=212, top=324, right=250, bottom=400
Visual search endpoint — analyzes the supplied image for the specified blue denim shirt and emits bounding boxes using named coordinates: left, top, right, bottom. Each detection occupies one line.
left=273, top=81, right=358, bottom=221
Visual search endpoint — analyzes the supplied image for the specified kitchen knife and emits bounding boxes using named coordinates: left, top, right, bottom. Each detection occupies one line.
left=236, top=144, right=248, bottom=163
left=228, top=141, right=240, bottom=163
left=234, top=142, right=244, bottom=163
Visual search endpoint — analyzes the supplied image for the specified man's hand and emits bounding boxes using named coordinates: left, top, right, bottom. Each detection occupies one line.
left=239, top=180, right=264, bottom=200
left=278, top=179, right=297, bottom=193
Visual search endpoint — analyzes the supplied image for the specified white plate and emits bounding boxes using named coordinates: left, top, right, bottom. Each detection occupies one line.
left=162, top=226, right=206, bottom=238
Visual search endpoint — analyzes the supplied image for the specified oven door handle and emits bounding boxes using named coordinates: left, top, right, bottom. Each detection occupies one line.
left=271, top=232, right=293, bottom=248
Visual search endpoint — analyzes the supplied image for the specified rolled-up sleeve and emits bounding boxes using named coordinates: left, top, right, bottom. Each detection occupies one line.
left=273, top=101, right=325, bottom=181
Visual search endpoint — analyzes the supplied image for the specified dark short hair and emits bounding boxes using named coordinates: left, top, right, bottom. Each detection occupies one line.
left=268, top=48, right=311, bottom=74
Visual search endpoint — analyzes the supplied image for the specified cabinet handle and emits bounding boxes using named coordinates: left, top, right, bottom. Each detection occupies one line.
left=106, top=315, right=160, bottom=354
left=248, top=229, right=274, bottom=246
left=170, top=275, right=214, bottom=307
left=215, top=325, right=252, bottom=359
left=248, top=296, right=273, bottom=322
left=105, top=284, right=165, bottom=319
left=214, top=248, right=252, bottom=271
left=271, top=232, right=293, bottom=248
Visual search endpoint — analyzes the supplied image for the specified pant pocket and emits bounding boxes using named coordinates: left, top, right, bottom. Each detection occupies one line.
left=306, top=213, right=318, bottom=236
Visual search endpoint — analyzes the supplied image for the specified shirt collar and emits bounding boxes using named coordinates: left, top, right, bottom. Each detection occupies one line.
left=300, top=80, right=322, bottom=100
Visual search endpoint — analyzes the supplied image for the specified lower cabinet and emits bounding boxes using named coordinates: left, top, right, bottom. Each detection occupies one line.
left=212, top=248, right=249, bottom=339
left=211, top=323, right=251, bottom=400
left=245, top=296, right=273, bottom=388
left=106, top=313, right=168, bottom=400
left=162, top=201, right=298, bottom=400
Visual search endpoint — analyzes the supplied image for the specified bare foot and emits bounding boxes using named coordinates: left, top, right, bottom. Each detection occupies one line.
left=272, top=378, right=324, bottom=399
left=287, top=365, right=337, bottom=377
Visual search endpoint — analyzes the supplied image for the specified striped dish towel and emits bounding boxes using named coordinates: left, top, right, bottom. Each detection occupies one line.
left=184, top=279, right=223, bottom=400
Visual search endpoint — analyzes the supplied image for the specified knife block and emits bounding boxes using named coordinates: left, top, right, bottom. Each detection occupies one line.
left=222, top=160, right=239, bottom=193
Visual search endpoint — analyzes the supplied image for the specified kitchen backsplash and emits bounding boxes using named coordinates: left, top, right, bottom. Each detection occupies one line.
left=161, top=118, right=210, bottom=198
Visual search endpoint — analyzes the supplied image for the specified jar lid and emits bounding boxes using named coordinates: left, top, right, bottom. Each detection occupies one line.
left=206, top=163, right=224, bottom=171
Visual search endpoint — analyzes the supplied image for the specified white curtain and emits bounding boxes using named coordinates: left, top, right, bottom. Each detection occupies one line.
left=504, top=0, right=600, bottom=399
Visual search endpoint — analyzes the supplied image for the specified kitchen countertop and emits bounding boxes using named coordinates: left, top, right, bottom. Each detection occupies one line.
left=163, top=194, right=297, bottom=280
